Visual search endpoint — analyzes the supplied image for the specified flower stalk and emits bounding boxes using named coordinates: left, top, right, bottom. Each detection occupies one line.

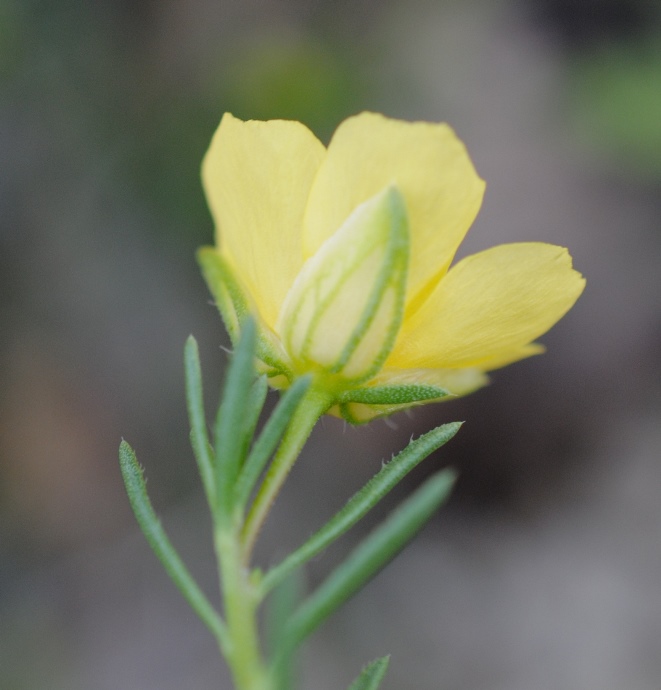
left=241, top=384, right=333, bottom=561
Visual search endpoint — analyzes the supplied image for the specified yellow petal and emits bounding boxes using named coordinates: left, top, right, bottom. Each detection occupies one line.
left=303, top=112, right=485, bottom=309
left=387, top=243, right=586, bottom=369
left=202, top=113, right=326, bottom=329
left=476, top=343, right=546, bottom=370
left=278, top=186, right=409, bottom=383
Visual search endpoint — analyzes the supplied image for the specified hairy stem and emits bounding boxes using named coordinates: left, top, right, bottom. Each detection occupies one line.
left=216, top=527, right=273, bottom=690
left=241, top=385, right=332, bottom=562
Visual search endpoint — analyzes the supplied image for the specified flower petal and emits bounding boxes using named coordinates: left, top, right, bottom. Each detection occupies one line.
left=202, top=113, right=326, bottom=329
left=303, top=112, right=485, bottom=309
left=387, top=243, right=586, bottom=369
left=476, top=343, right=546, bottom=370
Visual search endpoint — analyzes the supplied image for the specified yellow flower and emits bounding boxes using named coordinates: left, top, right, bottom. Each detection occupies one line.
left=199, top=112, right=585, bottom=422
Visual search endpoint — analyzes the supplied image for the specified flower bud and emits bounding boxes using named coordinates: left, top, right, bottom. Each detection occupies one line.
left=277, top=186, right=409, bottom=385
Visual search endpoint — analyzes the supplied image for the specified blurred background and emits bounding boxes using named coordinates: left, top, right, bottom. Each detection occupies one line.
left=1, top=0, right=661, bottom=688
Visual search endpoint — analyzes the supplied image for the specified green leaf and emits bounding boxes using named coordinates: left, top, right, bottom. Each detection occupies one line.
left=214, top=318, right=257, bottom=520
left=260, top=422, right=461, bottom=594
left=234, top=375, right=312, bottom=514
left=184, top=336, right=216, bottom=508
left=281, top=469, right=457, bottom=652
left=339, top=383, right=450, bottom=405
left=347, top=656, right=390, bottom=690
left=241, top=375, right=269, bottom=463
left=118, top=440, right=228, bottom=650
left=267, top=572, right=304, bottom=690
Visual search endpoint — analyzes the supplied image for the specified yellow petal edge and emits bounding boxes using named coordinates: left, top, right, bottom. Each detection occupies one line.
left=202, top=113, right=325, bottom=330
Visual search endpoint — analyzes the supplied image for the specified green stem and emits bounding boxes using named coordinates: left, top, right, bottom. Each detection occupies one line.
left=213, top=384, right=331, bottom=689
left=216, top=527, right=273, bottom=690
left=241, top=385, right=332, bottom=562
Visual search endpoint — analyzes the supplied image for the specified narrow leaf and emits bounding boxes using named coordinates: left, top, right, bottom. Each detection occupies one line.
left=347, top=657, right=390, bottom=690
left=214, top=318, right=257, bottom=519
left=118, top=440, right=228, bottom=650
left=240, top=375, right=269, bottom=463
left=267, top=572, right=304, bottom=690
left=234, top=375, right=312, bottom=513
left=261, top=423, right=461, bottom=594
left=184, top=336, right=215, bottom=508
left=282, top=470, right=457, bottom=652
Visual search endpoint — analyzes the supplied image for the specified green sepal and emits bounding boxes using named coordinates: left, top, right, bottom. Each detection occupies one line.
left=118, top=440, right=228, bottom=651
left=280, top=469, right=457, bottom=653
left=214, top=318, right=258, bottom=520
left=197, top=246, right=292, bottom=377
left=339, top=383, right=450, bottom=405
left=184, top=335, right=216, bottom=509
left=347, top=656, right=390, bottom=690
left=335, top=383, right=453, bottom=425
left=260, top=422, right=461, bottom=595
left=197, top=246, right=249, bottom=345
